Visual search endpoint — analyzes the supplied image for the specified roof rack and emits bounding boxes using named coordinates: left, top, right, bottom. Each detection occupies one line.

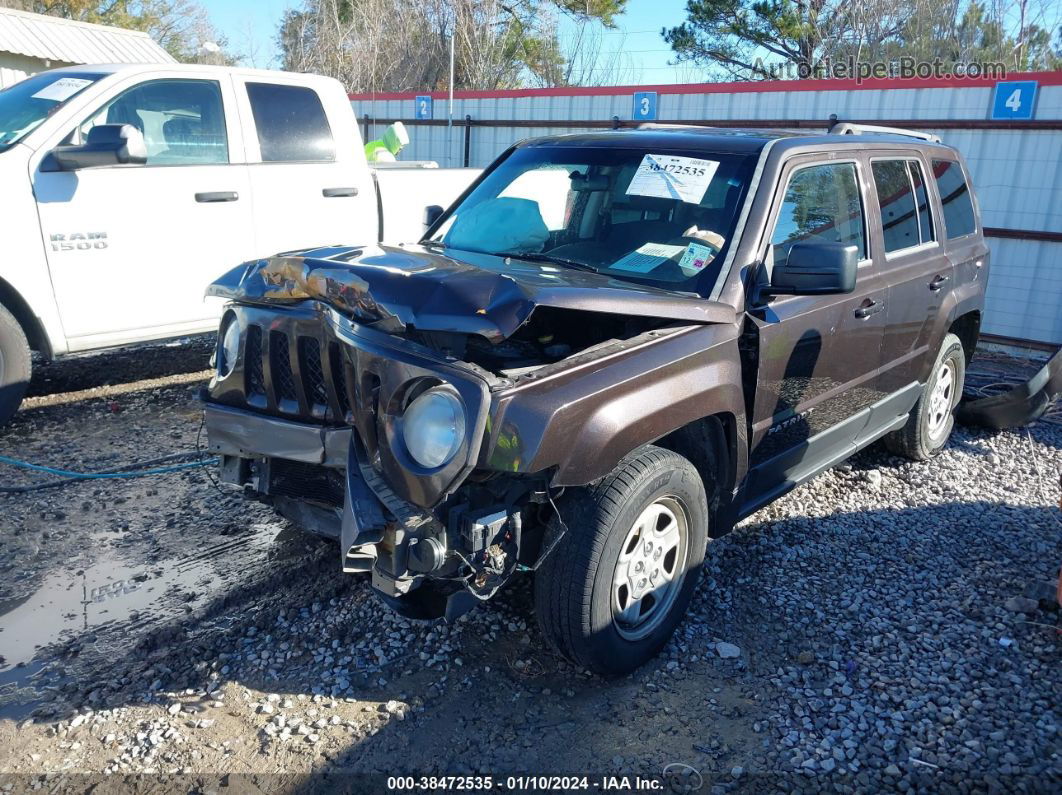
left=828, top=122, right=941, bottom=143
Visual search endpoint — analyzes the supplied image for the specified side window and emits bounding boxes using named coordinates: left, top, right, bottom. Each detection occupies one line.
left=931, top=159, right=977, bottom=239
left=770, top=162, right=866, bottom=271
left=245, top=82, right=335, bottom=162
left=909, top=160, right=935, bottom=244
left=872, top=160, right=920, bottom=253
left=79, top=80, right=228, bottom=165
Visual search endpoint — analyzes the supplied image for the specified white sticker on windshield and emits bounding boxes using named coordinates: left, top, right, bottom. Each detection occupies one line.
left=626, top=154, right=720, bottom=204
left=31, top=77, right=93, bottom=102
left=678, top=242, right=715, bottom=276
left=610, top=243, right=686, bottom=273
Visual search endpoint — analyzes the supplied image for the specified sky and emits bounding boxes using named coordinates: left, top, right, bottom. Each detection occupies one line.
left=198, top=0, right=700, bottom=85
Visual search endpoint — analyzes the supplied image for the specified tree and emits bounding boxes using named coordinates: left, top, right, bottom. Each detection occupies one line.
left=0, top=0, right=237, bottom=64
left=663, top=0, right=1062, bottom=81
left=278, top=0, right=629, bottom=92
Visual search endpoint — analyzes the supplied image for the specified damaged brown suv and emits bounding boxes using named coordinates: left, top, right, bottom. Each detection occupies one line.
left=204, top=123, right=987, bottom=674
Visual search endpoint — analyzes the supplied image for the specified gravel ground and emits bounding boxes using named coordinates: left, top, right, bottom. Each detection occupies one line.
left=0, top=341, right=1058, bottom=792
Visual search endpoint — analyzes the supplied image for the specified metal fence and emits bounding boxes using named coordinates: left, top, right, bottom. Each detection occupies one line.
left=351, top=72, right=1062, bottom=346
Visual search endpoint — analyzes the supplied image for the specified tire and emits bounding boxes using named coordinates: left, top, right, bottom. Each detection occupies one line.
left=0, top=303, right=31, bottom=426
left=534, top=445, right=709, bottom=676
left=884, top=332, right=965, bottom=461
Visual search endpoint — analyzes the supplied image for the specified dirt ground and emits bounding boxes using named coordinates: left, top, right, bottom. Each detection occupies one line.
left=0, top=338, right=1058, bottom=793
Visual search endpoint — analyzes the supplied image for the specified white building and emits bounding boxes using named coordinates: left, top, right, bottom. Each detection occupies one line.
left=0, top=6, right=174, bottom=88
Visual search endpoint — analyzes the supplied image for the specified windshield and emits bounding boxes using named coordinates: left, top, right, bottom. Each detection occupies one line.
left=0, top=71, right=105, bottom=152
left=430, top=143, right=757, bottom=293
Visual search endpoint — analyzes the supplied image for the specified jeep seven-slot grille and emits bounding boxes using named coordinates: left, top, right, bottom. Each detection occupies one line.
left=298, top=337, right=328, bottom=408
left=270, top=330, right=298, bottom=403
left=330, top=342, right=351, bottom=419
left=245, top=325, right=266, bottom=398
left=239, top=324, right=350, bottom=423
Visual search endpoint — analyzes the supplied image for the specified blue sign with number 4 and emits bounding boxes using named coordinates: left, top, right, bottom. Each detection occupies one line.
left=991, top=81, right=1038, bottom=120
left=633, top=91, right=657, bottom=121
left=415, top=95, right=433, bottom=120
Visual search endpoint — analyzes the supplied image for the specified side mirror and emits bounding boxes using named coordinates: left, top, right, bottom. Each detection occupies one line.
left=423, top=204, right=444, bottom=228
left=765, top=242, right=858, bottom=296
left=50, top=124, right=147, bottom=171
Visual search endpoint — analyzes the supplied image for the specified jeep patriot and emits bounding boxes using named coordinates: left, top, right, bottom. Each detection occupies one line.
left=203, top=124, right=988, bottom=674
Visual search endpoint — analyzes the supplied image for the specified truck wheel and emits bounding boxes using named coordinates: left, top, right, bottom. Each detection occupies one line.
left=0, top=303, right=31, bottom=426
left=534, top=445, right=709, bottom=676
left=885, top=332, right=965, bottom=461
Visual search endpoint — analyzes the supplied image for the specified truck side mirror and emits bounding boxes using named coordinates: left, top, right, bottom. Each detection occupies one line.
left=49, top=124, right=147, bottom=171
left=765, top=242, right=858, bottom=296
left=423, top=204, right=444, bottom=229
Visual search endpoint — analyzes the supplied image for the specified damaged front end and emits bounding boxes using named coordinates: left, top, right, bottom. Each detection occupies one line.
left=203, top=245, right=732, bottom=619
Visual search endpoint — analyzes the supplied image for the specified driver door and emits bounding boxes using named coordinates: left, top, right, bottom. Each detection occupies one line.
left=742, top=156, right=889, bottom=509
left=32, top=75, right=252, bottom=348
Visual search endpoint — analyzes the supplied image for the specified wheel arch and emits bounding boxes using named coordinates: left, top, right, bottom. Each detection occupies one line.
left=654, top=412, right=741, bottom=535
left=948, top=310, right=981, bottom=367
left=0, top=276, right=53, bottom=359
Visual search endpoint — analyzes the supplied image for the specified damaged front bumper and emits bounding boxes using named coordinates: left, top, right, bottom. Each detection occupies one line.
left=204, top=301, right=537, bottom=617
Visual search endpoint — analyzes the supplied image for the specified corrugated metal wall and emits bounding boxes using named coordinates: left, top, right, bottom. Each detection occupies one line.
left=352, top=75, right=1062, bottom=346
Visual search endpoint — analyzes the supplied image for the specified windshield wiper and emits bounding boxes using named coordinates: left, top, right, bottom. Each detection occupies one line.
left=509, top=252, right=599, bottom=273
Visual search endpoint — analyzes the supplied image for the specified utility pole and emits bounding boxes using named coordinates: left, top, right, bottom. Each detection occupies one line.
left=448, top=30, right=455, bottom=166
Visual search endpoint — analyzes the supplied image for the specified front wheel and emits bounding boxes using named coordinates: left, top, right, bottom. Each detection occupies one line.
left=885, top=332, right=965, bottom=461
left=534, top=446, right=709, bottom=676
left=0, top=303, right=31, bottom=426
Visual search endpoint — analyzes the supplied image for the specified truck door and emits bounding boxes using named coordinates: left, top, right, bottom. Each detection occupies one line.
left=231, top=77, right=378, bottom=255
left=32, top=76, right=253, bottom=346
left=742, top=156, right=889, bottom=508
left=868, top=154, right=951, bottom=394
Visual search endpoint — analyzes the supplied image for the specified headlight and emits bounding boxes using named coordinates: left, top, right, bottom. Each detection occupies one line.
left=402, top=388, right=466, bottom=469
left=217, top=317, right=241, bottom=378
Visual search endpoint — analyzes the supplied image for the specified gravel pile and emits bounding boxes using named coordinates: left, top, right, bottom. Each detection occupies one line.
left=0, top=345, right=1058, bottom=790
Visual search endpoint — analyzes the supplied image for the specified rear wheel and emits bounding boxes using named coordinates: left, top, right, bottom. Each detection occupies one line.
left=0, top=303, right=31, bottom=426
left=885, top=332, right=965, bottom=461
left=534, top=446, right=709, bottom=676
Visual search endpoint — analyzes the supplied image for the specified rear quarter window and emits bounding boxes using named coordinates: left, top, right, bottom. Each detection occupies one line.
left=246, top=82, right=335, bottom=163
left=931, top=159, right=977, bottom=239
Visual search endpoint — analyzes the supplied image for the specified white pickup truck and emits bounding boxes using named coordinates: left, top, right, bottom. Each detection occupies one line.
left=0, top=63, right=478, bottom=423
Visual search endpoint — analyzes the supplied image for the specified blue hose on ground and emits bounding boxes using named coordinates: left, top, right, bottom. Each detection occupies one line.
left=0, top=452, right=218, bottom=494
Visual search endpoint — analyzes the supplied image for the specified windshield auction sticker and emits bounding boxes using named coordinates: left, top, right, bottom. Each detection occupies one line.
left=31, top=77, right=93, bottom=102
left=610, top=242, right=686, bottom=273
left=626, top=154, right=720, bottom=204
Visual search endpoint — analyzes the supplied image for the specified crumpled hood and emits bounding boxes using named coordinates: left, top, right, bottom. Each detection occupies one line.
left=207, top=244, right=735, bottom=343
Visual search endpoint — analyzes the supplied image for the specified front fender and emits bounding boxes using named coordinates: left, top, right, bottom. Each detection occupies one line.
left=481, top=325, right=747, bottom=487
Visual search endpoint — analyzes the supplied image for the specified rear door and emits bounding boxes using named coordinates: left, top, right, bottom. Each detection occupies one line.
left=743, top=155, right=888, bottom=505
left=868, top=152, right=951, bottom=394
left=231, top=76, right=378, bottom=255
left=33, top=75, right=253, bottom=345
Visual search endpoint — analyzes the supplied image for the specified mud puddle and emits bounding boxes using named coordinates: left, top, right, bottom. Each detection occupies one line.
left=0, top=521, right=288, bottom=718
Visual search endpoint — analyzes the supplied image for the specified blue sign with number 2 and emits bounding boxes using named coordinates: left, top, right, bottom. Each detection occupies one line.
left=633, top=91, right=657, bottom=121
left=990, top=81, right=1037, bottom=120
left=415, top=95, right=433, bottom=120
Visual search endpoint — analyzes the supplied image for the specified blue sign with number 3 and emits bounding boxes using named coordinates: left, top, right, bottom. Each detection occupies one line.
left=633, top=91, right=657, bottom=121
left=415, top=95, right=433, bottom=120
left=990, top=81, right=1038, bottom=120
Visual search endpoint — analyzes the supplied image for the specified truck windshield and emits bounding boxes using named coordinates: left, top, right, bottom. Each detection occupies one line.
left=430, top=144, right=757, bottom=293
left=0, top=71, right=105, bottom=152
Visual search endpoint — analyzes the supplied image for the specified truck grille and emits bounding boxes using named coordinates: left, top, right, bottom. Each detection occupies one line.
left=237, top=322, right=353, bottom=424
left=270, top=329, right=298, bottom=404
left=245, top=325, right=266, bottom=399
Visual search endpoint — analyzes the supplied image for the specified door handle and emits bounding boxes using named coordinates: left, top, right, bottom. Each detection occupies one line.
left=929, top=274, right=950, bottom=291
left=322, top=187, right=358, bottom=197
left=854, top=300, right=884, bottom=319
left=195, top=191, right=238, bottom=203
